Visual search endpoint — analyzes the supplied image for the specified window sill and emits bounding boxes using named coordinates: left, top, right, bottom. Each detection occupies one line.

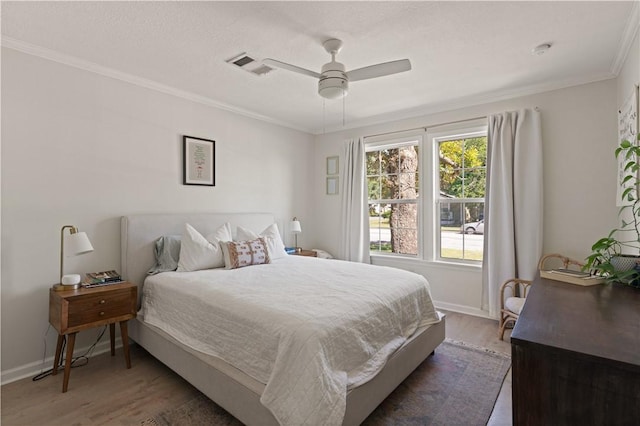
left=370, top=254, right=482, bottom=272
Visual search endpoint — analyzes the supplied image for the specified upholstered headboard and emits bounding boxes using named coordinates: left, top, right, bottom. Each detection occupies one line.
left=121, top=213, right=276, bottom=304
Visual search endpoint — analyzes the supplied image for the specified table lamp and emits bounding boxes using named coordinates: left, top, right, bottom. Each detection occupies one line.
left=290, top=217, right=302, bottom=253
left=55, top=225, right=94, bottom=291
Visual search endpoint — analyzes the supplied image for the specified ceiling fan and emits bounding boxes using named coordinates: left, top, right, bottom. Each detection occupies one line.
left=263, top=39, right=411, bottom=100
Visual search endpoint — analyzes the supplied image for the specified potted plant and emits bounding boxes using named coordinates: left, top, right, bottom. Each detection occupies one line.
left=584, top=134, right=640, bottom=287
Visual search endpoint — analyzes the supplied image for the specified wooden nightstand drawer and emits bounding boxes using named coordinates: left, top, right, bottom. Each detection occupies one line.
left=67, top=289, right=133, bottom=327
left=49, top=282, right=137, bottom=335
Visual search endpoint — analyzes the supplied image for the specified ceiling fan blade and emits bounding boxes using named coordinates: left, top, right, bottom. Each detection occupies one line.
left=263, top=59, right=321, bottom=79
left=347, top=59, right=411, bottom=82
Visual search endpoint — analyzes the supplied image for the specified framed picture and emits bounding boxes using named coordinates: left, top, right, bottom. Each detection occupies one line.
left=183, top=135, right=215, bottom=186
left=326, top=156, right=339, bottom=175
left=327, top=176, right=339, bottom=195
left=617, top=86, right=639, bottom=206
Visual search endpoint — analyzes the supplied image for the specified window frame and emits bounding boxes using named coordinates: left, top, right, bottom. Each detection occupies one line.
left=365, top=121, right=488, bottom=266
left=431, top=126, right=488, bottom=264
left=366, top=136, right=423, bottom=258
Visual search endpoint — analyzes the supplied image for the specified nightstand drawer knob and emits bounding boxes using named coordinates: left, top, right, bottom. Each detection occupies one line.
left=100, top=311, right=105, bottom=316
left=100, top=300, right=106, bottom=304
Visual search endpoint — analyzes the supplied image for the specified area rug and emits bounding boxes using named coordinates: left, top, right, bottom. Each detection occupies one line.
left=140, top=339, right=511, bottom=426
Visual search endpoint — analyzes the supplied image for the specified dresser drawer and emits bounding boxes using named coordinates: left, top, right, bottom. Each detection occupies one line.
left=67, top=288, right=134, bottom=328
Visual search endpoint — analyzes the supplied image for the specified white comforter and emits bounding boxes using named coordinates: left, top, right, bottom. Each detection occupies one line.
left=142, top=256, right=440, bottom=426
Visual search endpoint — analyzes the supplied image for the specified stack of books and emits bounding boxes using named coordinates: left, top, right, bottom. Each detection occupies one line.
left=83, top=270, right=123, bottom=288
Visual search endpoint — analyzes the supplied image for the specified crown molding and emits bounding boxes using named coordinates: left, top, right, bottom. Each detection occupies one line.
left=610, top=1, right=639, bottom=76
left=1, top=37, right=312, bottom=134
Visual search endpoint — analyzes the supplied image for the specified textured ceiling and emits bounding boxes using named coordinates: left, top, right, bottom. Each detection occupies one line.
left=1, top=1, right=637, bottom=134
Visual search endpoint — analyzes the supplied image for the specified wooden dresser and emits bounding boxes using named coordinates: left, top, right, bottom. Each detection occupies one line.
left=511, top=276, right=640, bottom=425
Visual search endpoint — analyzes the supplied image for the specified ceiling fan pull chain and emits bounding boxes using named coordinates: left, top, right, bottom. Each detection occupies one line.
left=323, top=98, right=326, bottom=134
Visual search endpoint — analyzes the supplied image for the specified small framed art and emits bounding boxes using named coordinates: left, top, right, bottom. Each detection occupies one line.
left=326, top=156, right=339, bottom=175
left=327, top=176, right=339, bottom=195
left=183, top=135, right=215, bottom=186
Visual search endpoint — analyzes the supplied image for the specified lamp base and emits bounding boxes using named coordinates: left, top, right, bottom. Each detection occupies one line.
left=52, top=283, right=82, bottom=291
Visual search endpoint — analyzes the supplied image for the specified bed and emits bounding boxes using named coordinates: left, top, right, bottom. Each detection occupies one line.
left=121, top=212, right=445, bottom=426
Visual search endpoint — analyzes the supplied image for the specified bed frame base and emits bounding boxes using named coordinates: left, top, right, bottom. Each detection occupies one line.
left=130, top=316, right=445, bottom=426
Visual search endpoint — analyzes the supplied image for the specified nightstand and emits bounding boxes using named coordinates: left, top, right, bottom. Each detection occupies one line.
left=48, top=281, right=137, bottom=392
left=291, top=249, right=317, bottom=257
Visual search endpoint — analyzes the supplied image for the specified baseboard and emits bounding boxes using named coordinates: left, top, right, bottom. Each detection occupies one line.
left=434, top=301, right=494, bottom=319
left=1, top=338, right=122, bottom=386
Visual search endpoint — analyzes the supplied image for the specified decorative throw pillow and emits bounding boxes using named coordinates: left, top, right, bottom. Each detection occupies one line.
left=221, top=238, right=271, bottom=269
left=148, top=235, right=181, bottom=275
left=176, top=223, right=232, bottom=272
left=236, top=223, right=287, bottom=260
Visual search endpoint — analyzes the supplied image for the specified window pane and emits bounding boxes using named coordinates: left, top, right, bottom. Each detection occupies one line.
left=380, top=175, right=394, bottom=199
left=367, top=176, right=380, bottom=200
left=382, top=148, right=398, bottom=174
left=369, top=203, right=391, bottom=253
left=398, top=173, right=418, bottom=199
left=440, top=170, right=463, bottom=198
left=465, top=136, right=487, bottom=167
left=366, top=151, right=380, bottom=176
left=464, top=168, right=486, bottom=198
left=389, top=202, right=418, bottom=255
left=440, top=201, right=484, bottom=261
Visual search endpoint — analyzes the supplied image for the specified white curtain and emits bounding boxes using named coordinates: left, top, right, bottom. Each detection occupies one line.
left=482, top=109, right=543, bottom=318
left=340, top=138, right=370, bottom=263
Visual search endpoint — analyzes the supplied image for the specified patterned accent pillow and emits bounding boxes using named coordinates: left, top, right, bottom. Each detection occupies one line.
left=222, top=237, right=271, bottom=269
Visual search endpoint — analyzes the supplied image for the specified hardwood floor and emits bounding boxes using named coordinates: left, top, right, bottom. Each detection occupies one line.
left=1, top=311, right=512, bottom=425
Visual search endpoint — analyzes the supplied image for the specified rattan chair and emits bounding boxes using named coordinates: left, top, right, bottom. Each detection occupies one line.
left=498, top=278, right=532, bottom=340
left=498, top=253, right=585, bottom=340
left=538, top=253, right=585, bottom=272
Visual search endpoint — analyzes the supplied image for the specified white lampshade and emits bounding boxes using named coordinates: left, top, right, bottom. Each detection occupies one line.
left=66, top=231, right=94, bottom=255
left=58, top=226, right=95, bottom=290
left=290, top=219, right=302, bottom=234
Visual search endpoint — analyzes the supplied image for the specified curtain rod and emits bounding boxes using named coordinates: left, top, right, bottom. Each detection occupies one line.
left=363, top=115, right=486, bottom=140
left=362, top=107, right=540, bottom=141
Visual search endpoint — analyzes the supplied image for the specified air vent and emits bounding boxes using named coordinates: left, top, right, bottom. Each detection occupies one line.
left=226, top=52, right=274, bottom=76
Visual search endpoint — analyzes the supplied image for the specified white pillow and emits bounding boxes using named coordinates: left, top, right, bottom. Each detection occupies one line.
left=236, top=223, right=287, bottom=259
left=176, top=223, right=232, bottom=272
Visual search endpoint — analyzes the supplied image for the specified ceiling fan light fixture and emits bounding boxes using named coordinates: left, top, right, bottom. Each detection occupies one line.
left=319, top=79, right=348, bottom=99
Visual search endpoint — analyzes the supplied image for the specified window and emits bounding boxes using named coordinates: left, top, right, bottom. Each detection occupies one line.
left=367, top=140, right=419, bottom=255
left=437, top=133, right=487, bottom=261
left=366, top=124, right=487, bottom=264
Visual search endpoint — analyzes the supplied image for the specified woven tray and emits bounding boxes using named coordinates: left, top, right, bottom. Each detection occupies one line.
left=540, top=270, right=605, bottom=286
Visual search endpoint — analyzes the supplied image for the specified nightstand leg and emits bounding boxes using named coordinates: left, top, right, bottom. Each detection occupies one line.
left=62, top=332, right=76, bottom=393
left=120, top=321, right=131, bottom=369
left=52, top=335, right=64, bottom=376
left=109, top=323, right=116, bottom=356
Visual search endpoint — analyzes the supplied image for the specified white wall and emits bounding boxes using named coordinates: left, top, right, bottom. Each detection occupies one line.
left=312, top=79, right=619, bottom=315
left=0, top=48, right=314, bottom=381
left=617, top=18, right=639, bottom=107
